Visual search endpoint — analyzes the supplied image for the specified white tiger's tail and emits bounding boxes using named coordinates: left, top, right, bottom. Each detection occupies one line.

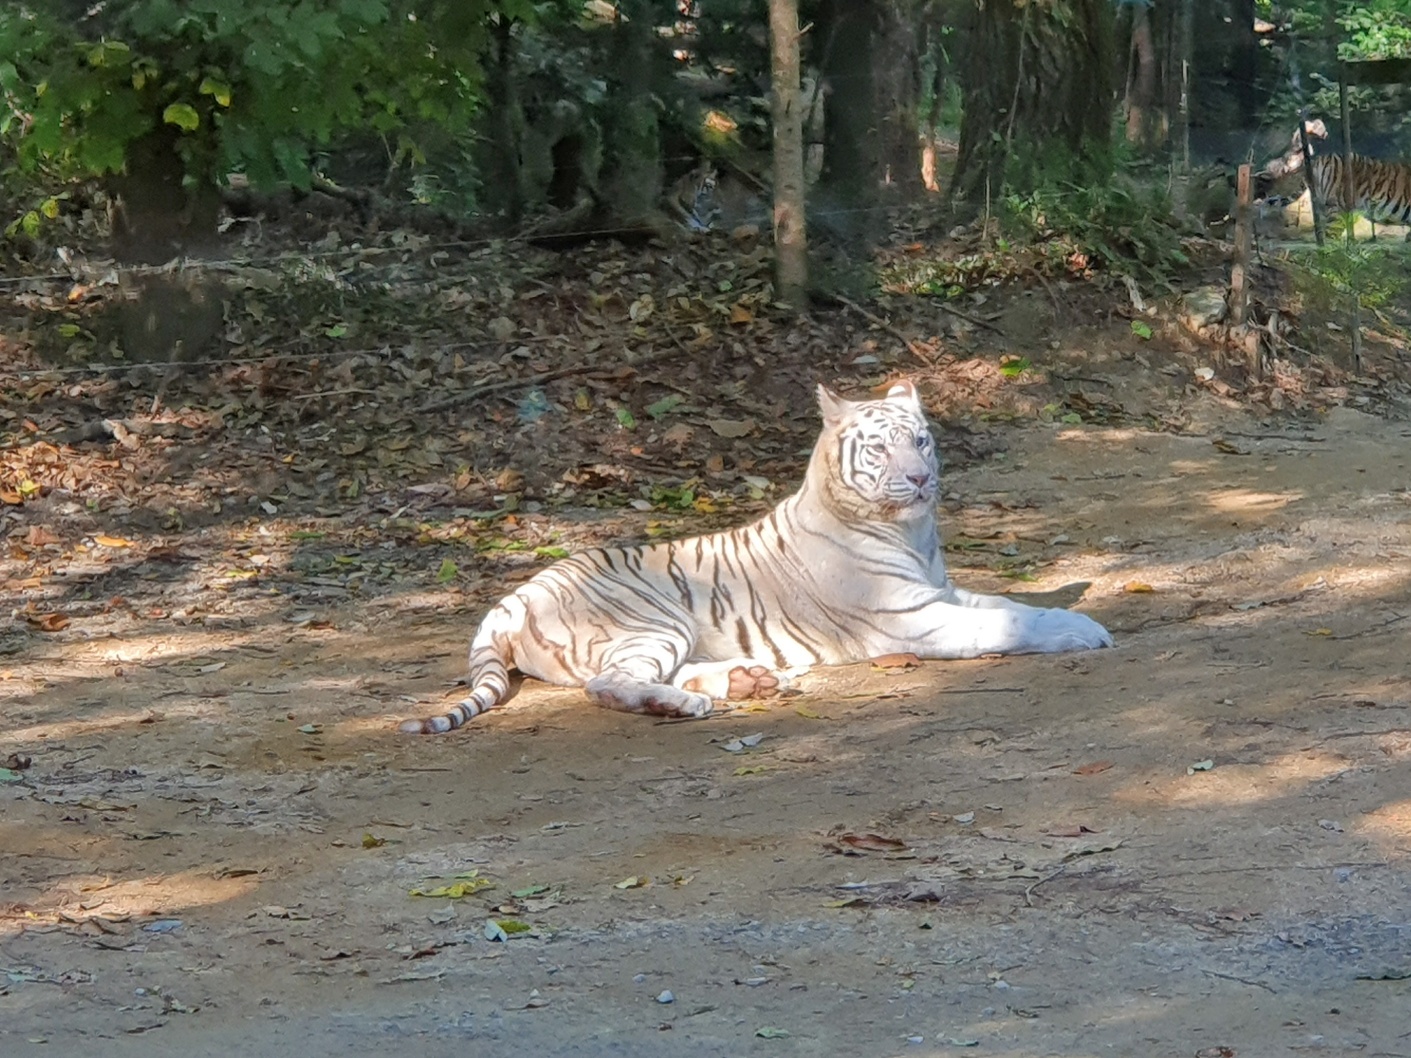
left=399, top=600, right=522, bottom=734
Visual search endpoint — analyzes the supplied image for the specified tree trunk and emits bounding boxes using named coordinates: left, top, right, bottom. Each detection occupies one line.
left=874, top=1, right=925, bottom=195
left=108, top=124, right=221, bottom=265
left=769, top=0, right=808, bottom=309
left=952, top=0, right=1115, bottom=203
left=600, top=0, right=662, bottom=221
left=481, top=15, right=526, bottom=225
left=816, top=0, right=880, bottom=244
left=1229, top=0, right=1258, bottom=128
left=1124, top=1, right=1157, bottom=147
left=916, top=1, right=954, bottom=194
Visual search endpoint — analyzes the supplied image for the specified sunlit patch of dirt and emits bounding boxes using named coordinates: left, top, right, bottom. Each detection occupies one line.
left=4, top=230, right=1411, bottom=1055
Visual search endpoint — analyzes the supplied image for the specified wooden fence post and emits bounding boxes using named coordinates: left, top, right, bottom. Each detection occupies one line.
left=1338, top=71, right=1363, bottom=374
left=1297, top=114, right=1326, bottom=246
left=1230, top=163, right=1259, bottom=378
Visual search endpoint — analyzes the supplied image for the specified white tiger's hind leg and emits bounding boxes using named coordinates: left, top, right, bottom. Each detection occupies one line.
left=586, top=671, right=714, bottom=718
left=584, top=637, right=714, bottom=718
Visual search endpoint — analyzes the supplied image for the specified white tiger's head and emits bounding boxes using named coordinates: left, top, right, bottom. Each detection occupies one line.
left=811, top=379, right=939, bottom=522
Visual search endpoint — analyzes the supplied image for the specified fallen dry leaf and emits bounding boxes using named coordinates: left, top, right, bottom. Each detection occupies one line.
left=27, top=613, right=70, bottom=632
left=25, top=526, right=60, bottom=546
left=870, top=652, right=921, bottom=670
left=94, top=534, right=135, bottom=548
left=1073, top=760, right=1114, bottom=775
left=1045, top=824, right=1101, bottom=838
left=1123, top=581, right=1155, bottom=593
left=1216, top=908, right=1260, bottom=922
left=707, top=418, right=755, bottom=438
left=662, top=423, right=693, bottom=447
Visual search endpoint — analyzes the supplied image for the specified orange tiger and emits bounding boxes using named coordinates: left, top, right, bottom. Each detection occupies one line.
left=1261, top=121, right=1411, bottom=227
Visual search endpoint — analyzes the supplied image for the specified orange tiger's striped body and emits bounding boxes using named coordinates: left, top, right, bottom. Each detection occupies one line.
left=1260, top=121, right=1411, bottom=229
left=1305, top=154, right=1411, bottom=226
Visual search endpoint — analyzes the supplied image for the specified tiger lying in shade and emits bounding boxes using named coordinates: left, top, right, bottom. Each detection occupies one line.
left=401, top=381, right=1112, bottom=733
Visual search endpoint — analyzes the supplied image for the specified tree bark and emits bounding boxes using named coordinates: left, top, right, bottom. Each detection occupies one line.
left=816, top=0, right=880, bottom=244
left=1124, top=1, right=1157, bottom=147
left=1229, top=0, right=1259, bottom=128
left=769, top=0, right=808, bottom=309
left=951, top=0, right=1116, bottom=203
left=481, top=15, right=526, bottom=225
left=874, top=1, right=925, bottom=194
left=917, top=0, right=956, bottom=194
left=108, top=124, right=221, bottom=265
left=599, top=0, right=662, bottom=220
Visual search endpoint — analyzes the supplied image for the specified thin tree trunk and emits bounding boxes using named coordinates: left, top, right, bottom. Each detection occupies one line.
left=1124, top=1, right=1156, bottom=147
left=1175, top=0, right=1194, bottom=216
left=769, top=0, right=808, bottom=309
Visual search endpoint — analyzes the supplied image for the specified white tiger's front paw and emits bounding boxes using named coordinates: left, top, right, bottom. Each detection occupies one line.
left=1027, top=608, right=1114, bottom=653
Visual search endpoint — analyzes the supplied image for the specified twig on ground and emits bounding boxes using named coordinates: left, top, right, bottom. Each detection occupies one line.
left=937, top=686, right=1026, bottom=694
left=933, top=298, right=1007, bottom=336
left=1201, top=968, right=1277, bottom=994
left=829, top=293, right=938, bottom=365
left=293, top=387, right=380, bottom=401
left=416, top=343, right=694, bottom=414
left=1024, top=865, right=1066, bottom=907
left=1026, top=266, right=1066, bottom=324
left=1330, top=612, right=1409, bottom=640
left=1220, top=431, right=1325, bottom=442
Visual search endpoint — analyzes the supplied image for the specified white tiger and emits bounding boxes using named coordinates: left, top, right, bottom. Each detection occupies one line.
left=401, top=381, right=1112, bottom=733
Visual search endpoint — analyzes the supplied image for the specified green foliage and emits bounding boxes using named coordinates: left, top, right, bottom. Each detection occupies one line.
left=1259, top=0, right=1411, bottom=136
left=0, top=1, right=489, bottom=194
left=1337, top=0, right=1411, bottom=60
left=1000, top=154, right=1190, bottom=287
left=1287, top=225, right=1410, bottom=319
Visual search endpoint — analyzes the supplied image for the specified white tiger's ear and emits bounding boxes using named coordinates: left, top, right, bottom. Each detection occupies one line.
left=817, top=384, right=851, bottom=427
left=881, top=378, right=923, bottom=410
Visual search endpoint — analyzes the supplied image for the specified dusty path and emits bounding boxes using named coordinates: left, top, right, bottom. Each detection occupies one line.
left=4, top=406, right=1410, bottom=1058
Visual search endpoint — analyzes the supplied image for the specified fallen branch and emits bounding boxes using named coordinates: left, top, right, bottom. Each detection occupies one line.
left=1220, top=431, right=1325, bottom=443
left=416, top=342, right=695, bottom=415
left=933, top=298, right=1007, bottom=336
left=828, top=293, right=938, bottom=366
left=1330, top=612, right=1409, bottom=640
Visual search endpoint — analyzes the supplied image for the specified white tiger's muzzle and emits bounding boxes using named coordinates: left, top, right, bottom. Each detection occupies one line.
left=879, top=451, right=940, bottom=516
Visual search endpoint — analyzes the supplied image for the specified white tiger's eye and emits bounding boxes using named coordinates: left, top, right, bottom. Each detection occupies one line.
left=915, top=433, right=931, bottom=450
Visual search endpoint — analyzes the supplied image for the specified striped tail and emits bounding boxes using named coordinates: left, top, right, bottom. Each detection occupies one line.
left=399, top=600, right=521, bottom=734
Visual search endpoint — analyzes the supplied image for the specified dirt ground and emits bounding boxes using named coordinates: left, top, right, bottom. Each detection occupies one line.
left=4, top=381, right=1410, bottom=1058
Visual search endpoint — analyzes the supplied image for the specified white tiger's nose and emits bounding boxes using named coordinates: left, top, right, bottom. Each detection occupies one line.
left=907, top=472, right=932, bottom=489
